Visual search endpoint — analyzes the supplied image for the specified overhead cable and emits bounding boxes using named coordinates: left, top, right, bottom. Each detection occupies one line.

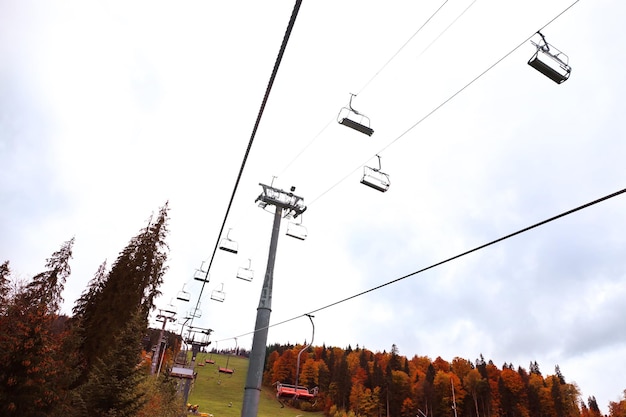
left=214, top=185, right=626, bottom=344
left=189, top=0, right=304, bottom=327
left=309, top=0, right=582, bottom=206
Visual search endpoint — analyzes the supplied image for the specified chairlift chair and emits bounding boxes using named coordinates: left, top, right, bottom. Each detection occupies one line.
left=164, top=300, right=177, bottom=316
left=189, top=307, right=202, bottom=318
left=219, top=228, right=238, bottom=254
left=286, top=216, right=308, bottom=241
left=176, top=285, right=191, bottom=302
left=211, top=283, right=226, bottom=303
left=218, top=338, right=236, bottom=374
left=361, top=155, right=390, bottom=192
left=236, top=259, right=254, bottom=282
left=528, top=32, right=571, bottom=84
left=206, top=342, right=217, bottom=364
left=193, top=269, right=209, bottom=283
left=337, top=93, right=374, bottom=136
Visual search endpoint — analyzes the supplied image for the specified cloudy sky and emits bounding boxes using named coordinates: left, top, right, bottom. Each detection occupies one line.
left=2, top=0, right=626, bottom=412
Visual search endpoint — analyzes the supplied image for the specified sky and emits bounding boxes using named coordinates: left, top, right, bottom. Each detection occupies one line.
left=2, top=0, right=626, bottom=413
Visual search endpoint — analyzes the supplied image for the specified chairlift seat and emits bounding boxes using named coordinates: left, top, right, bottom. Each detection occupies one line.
left=236, top=267, right=254, bottom=282
left=296, top=387, right=314, bottom=399
left=277, top=383, right=298, bottom=398
left=205, top=359, right=215, bottom=364
left=194, top=270, right=209, bottom=282
left=286, top=222, right=308, bottom=241
left=339, top=117, right=374, bottom=136
left=211, top=290, right=225, bottom=303
left=177, top=291, right=190, bottom=302
left=218, top=367, right=234, bottom=374
left=528, top=40, right=570, bottom=84
left=337, top=94, right=374, bottom=136
left=361, top=167, right=390, bottom=192
left=219, top=239, right=238, bottom=254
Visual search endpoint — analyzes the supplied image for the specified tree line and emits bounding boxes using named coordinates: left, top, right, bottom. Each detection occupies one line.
left=2, top=201, right=625, bottom=417
left=262, top=343, right=626, bottom=417
left=0, top=203, right=182, bottom=416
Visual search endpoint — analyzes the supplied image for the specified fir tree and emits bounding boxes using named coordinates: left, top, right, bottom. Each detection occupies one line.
left=77, top=203, right=169, bottom=372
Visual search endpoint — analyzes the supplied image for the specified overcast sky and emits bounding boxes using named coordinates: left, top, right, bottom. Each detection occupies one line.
left=2, top=0, right=626, bottom=413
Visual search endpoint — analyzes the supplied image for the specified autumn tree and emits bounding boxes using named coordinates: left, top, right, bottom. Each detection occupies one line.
left=498, top=366, right=529, bottom=417
left=464, top=368, right=485, bottom=417
left=0, top=239, right=75, bottom=416
left=608, top=390, right=626, bottom=417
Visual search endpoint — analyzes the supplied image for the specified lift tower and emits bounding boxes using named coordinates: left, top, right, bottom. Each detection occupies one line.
left=241, top=183, right=306, bottom=417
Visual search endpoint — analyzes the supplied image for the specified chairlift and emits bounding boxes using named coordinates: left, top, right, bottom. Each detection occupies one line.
left=337, top=93, right=374, bottom=136
left=176, top=285, right=191, bottom=302
left=218, top=338, right=237, bottom=375
left=189, top=307, right=202, bottom=318
left=236, top=259, right=254, bottom=282
left=528, top=31, right=571, bottom=84
left=193, top=269, right=209, bottom=283
left=277, top=315, right=318, bottom=401
left=206, top=341, right=217, bottom=364
left=361, top=155, right=390, bottom=192
left=164, top=299, right=177, bottom=316
left=276, top=383, right=318, bottom=401
left=219, top=228, right=238, bottom=254
left=286, top=215, right=308, bottom=241
left=211, top=283, right=226, bottom=303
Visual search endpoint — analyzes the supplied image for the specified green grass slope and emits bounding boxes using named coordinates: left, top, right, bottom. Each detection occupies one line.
left=187, top=353, right=324, bottom=417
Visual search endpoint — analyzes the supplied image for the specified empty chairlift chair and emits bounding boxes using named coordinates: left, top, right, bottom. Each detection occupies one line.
left=236, top=259, right=254, bottom=282
left=163, top=299, right=177, bottom=316
left=219, top=229, right=238, bottom=254
left=528, top=31, right=571, bottom=84
left=286, top=215, right=308, bottom=241
left=218, top=338, right=236, bottom=374
left=337, top=93, right=374, bottom=136
left=189, top=303, right=202, bottom=318
left=176, top=285, right=191, bottom=302
left=361, top=155, right=390, bottom=192
left=211, top=283, right=226, bottom=303
left=193, top=262, right=210, bottom=283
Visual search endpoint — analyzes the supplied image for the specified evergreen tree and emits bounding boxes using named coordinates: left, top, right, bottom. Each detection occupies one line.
left=77, top=203, right=169, bottom=372
left=588, top=396, right=602, bottom=417
left=80, top=309, right=150, bottom=417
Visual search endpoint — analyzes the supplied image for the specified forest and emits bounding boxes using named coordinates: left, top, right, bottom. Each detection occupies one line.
left=1, top=203, right=625, bottom=417
left=262, top=343, right=626, bottom=417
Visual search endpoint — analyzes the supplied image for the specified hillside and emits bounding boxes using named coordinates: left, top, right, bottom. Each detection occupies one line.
left=187, top=353, right=324, bottom=417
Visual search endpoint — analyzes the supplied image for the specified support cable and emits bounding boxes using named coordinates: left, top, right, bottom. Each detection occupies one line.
left=189, top=0, right=303, bottom=327
left=276, top=0, right=455, bottom=180
left=356, top=0, right=451, bottom=95
left=212, top=185, right=626, bottom=343
left=309, top=0, right=582, bottom=206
